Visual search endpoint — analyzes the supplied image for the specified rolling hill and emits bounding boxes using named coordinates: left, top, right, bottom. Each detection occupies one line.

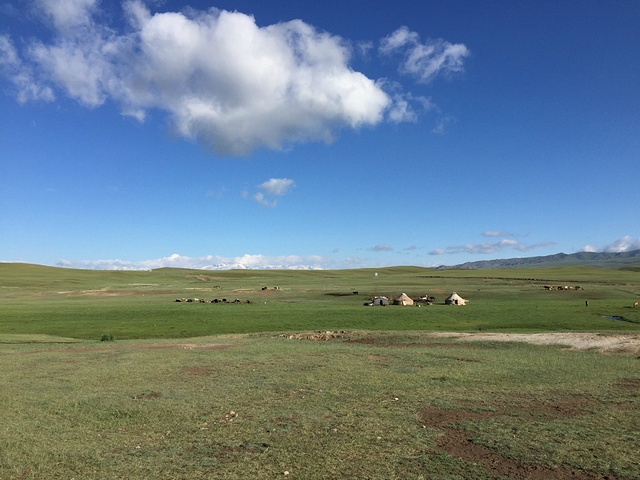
left=438, top=249, right=640, bottom=270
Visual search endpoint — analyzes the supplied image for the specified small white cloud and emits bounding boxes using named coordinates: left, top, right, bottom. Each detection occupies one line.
left=431, top=114, right=456, bottom=135
left=379, top=26, right=470, bottom=83
left=248, top=178, right=295, bottom=208
left=252, top=191, right=276, bottom=208
left=356, top=40, right=374, bottom=58
left=258, top=178, right=295, bottom=196
left=369, top=243, right=393, bottom=252
left=205, top=187, right=226, bottom=199
left=482, top=231, right=515, bottom=238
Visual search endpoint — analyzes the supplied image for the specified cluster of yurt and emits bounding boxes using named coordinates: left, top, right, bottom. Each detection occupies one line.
left=367, top=292, right=469, bottom=306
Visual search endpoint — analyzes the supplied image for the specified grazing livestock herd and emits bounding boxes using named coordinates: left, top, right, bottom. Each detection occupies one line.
left=175, top=286, right=284, bottom=304
left=543, top=285, right=583, bottom=290
left=175, top=298, right=252, bottom=304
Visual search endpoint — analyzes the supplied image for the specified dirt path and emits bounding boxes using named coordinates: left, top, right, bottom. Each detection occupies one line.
left=428, top=332, right=640, bottom=355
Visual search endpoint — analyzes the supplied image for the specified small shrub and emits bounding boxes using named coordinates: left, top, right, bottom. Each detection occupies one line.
left=100, top=333, right=114, bottom=342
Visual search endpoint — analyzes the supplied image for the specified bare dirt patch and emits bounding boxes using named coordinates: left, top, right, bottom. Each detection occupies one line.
left=346, top=338, right=478, bottom=349
left=180, top=366, right=218, bottom=376
left=419, top=401, right=622, bottom=480
left=278, top=330, right=640, bottom=355
left=71, top=289, right=175, bottom=297
left=435, top=428, right=614, bottom=480
left=428, top=332, right=640, bottom=355
left=612, top=378, right=640, bottom=391
left=186, top=275, right=226, bottom=281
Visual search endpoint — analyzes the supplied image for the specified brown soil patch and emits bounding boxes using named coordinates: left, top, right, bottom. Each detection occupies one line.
left=436, top=428, right=613, bottom=480
left=428, top=332, right=640, bottom=356
left=72, top=289, right=175, bottom=297
left=612, top=378, right=640, bottom=391
left=346, top=338, right=478, bottom=349
left=186, top=275, right=225, bottom=281
left=180, top=366, right=218, bottom=376
left=419, top=401, right=621, bottom=480
left=419, top=406, right=501, bottom=427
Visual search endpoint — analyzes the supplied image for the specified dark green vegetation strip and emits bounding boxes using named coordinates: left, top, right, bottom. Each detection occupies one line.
left=1, top=263, right=639, bottom=339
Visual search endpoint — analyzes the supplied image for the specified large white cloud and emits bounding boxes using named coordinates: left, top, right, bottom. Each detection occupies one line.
left=8, top=1, right=392, bottom=155
left=2, top=1, right=470, bottom=155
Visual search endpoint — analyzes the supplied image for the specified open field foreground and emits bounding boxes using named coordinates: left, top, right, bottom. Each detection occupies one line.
left=0, top=331, right=639, bottom=479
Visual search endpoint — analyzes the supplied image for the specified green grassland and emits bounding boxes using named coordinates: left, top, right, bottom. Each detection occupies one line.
left=1, top=332, right=639, bottom=479
left=1, top=263, right=639, bottom=340
left=1, top=263, right=639, bottom=479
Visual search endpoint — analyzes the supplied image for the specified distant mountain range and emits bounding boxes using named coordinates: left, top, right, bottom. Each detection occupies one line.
left=437, top=249, right=640, bottom=270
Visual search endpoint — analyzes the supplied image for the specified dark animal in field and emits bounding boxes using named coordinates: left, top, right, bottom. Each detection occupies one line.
left=262, top=287, right=268, bottom=290
left=353, top=291, right=358, bottom=295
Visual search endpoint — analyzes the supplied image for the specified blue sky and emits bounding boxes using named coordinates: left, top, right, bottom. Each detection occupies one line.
left=1, top=0, right=639, bottom=270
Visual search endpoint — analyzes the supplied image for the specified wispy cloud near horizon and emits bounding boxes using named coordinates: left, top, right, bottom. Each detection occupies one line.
left=55, top=253, right=326, bottom=271
left=368, top=243, right=393, bottom=252
left=582, top=236, right=640, bottom=253
left=429, top=239, right=555, bottom=256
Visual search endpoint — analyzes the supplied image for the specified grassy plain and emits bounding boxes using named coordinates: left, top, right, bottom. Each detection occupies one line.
left=1, top=263, right=639, bottom=339
left=0, top=263, right=639, bottom=479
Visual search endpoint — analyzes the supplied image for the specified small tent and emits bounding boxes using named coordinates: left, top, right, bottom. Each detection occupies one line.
left=445, top=292, right=468, bottom=305
left=372, top=296, right=389, bottom=306
left=393, top=293, right=414, bottom=306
